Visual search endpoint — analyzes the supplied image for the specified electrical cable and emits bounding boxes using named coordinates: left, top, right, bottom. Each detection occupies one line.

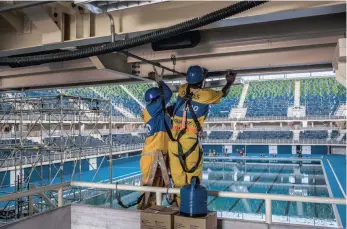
left=0, top=1, right=267, bottom=67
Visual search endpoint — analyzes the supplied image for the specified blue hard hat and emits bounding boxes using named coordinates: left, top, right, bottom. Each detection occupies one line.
left=186, top=65, right=207, bottom=84
left=145, top=87, right=160, bottom=102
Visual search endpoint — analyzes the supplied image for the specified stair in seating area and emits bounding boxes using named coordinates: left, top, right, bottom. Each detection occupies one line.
left=336, top=132, right=346, bottom=141
left=237, top=83, right=249, bottom=108
left=293, top=130, right=300, bottom=142
left=91, top=88, right=136, bottom=118
left=334, top=104, right=346, bottom=117
left=327, top=130, right=332, bottom=141
left=231, top=131, right=239, bottom=141
left=287, top=80, right=306, bottom=117
left=294, top=80, right=301, bottom=107
left=120, top=85, right=145, bottom=109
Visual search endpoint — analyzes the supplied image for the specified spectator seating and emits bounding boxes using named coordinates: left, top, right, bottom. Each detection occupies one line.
left=238, top=131, right=293, bottom=139
left=64, top=88, right=123, bottom=116
left=0, top=139, right=38, bottom=146
left=94, top=85, right=143, bottom=117
left=299, top=131, right=328, bottom=140
left=106, top=134, right=144, bottom=146
left=44, top=136, right=105, bottom=147
left=208, top=85, right=243, bottom=118
left=24, top=89, right=59, bottom=97
left=208, top=131, right=233, bottom=140
left=124, top=83, right=153, bottom=105
left=300, top=78, right=346, bottom=116
left=0, top=94, right=12, bottom=114
left=244, top=80, right=294, bottom=117
left=0, top=139, right=40, bottom=158
left=125, top=83, right=179, bottom=107
left=1, top=77, right=345, bottom=120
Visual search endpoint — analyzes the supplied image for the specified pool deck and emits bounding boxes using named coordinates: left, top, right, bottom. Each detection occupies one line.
left=322, top=155, right=346, bottom=228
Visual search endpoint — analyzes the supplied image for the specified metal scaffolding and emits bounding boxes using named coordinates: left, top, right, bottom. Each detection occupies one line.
left=0, top=93, right=114, bottom=219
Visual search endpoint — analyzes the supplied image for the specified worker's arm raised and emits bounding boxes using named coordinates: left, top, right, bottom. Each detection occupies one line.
left=148, top=73, right=173, bottom=104
left=222, top=71, right=237, bottom=97
left=158, top=81, right=173, bottom=104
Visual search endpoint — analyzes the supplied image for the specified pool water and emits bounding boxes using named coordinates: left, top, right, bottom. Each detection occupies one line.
left=203, top=159, right=337, bottom=227
left=1, top=155, right=339, bottom=227
left=99, top=157, right=339, bottom=227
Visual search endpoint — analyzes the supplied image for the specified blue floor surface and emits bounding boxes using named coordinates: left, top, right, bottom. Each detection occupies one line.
left=322, top=155, right=346, bottom=228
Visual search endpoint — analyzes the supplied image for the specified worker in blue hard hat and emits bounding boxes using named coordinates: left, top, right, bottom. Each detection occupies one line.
left=168, top=65, right=236, bottom=205
left=139, top=76, right=172, bottom=208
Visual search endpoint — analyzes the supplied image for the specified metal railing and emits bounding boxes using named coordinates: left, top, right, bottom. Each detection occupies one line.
left=206, top=115, right=346, bottom=122
left=0, top=144, right=144, bottom=168
left=205, top=126, right=342, bottom=131
left=202, top=138, right=346, bottom=145
left=0, top=114, right=345, bottom=123
left=0, top=181, right=345, bottom=225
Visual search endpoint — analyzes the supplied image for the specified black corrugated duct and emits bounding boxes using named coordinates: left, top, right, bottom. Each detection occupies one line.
left=0, top=1, right=267, bottom=67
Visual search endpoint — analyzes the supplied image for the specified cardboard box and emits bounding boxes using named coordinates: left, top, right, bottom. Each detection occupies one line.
left=141, top=205, right=179, bottom=229
left=174, top=212, right=217, bottom=229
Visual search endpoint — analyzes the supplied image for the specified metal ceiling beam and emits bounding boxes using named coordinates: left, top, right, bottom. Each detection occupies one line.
left=0, top=3, right=344, bottom=58
left=0, top=1, right=54, bottom=13
left=127, top=12, right=345, bottom=63
left=22, top=5, right=62, bottom=44
left=0, top=56, right=143, bottom=91
left=0, top=68, right=137, bottom=92
left=0, top=11, right=23, bottom=33
left=137, top=45, right=336, bottom=77
left=203, top=3, right=345, bottom=30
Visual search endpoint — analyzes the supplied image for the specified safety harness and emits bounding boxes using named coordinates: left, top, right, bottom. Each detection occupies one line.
left=159, top=83, right=204, bottom=174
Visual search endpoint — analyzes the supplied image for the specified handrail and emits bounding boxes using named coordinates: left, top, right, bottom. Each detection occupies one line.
left=70, top=181, right=347, bottom=224
left=0, top=181, right=345, bottom=225
left=0, top=182, right=69, bottom=204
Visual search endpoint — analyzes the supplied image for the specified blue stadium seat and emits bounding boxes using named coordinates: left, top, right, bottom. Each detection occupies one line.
left=44, top=136, right=105, bottom=147
left=244, top=80, right=294, bottom=117
left=208, top=85, right=243, bottom=118
left=102, top=134, right=144, bottom=146
left=301, top=78, right=346, bottom=116
left=299, top=131, right=328, bottom=140
left=238, top=131, right=293, bottom=139
left=208, top=131, right=233, bottom=140
left=64, top=88, right=123, bottom=116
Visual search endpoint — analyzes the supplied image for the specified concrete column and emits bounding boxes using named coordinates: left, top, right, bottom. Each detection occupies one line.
left=58, top=187, right=63, bottom=207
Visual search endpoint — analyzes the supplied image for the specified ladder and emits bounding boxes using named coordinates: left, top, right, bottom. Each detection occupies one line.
left=138, top=150, right=171, bottom=209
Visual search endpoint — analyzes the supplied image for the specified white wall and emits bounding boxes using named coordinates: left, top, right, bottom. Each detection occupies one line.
left=331, top=146, right=346, bottom=155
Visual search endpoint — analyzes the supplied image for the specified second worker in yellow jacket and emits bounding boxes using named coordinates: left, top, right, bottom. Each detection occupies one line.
left=141, top=80, right=172, bottom=188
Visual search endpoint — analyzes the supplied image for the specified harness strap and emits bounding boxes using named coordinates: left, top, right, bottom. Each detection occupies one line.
left=115, top=186, right=145, bottom=209
left=158, top=83, right=204, bottom=174
left=158, top=82, right=175, bottom=142
left=171, top=85, right=204, bottom=174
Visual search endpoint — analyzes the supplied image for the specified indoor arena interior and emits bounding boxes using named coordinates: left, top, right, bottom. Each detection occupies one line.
left=0, top=1, right=346, bottom=229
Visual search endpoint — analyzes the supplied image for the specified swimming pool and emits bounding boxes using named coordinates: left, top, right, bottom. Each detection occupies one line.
left=0, top=155, right=341, bottom=227
left=87, top=157, right=340, bottom=228
left=203, top=158, right=337, bottom=227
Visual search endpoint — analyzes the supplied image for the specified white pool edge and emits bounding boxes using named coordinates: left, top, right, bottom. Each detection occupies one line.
left=320, top=158, right=343, bottom=228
